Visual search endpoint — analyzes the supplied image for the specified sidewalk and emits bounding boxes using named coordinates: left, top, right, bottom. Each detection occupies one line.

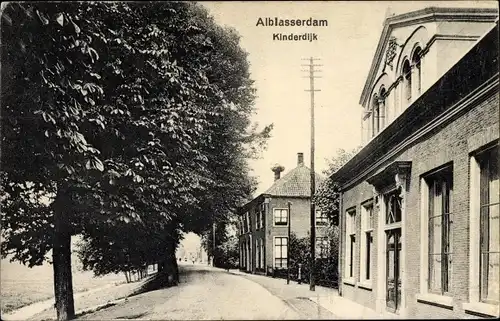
left=228, top=269, right=335, bottom=300
left=228, top=268, right=385, bottom=319
left=309, top=295, right=386, bottom=319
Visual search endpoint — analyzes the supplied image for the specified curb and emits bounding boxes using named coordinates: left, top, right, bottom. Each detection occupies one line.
left=308, top=296, right=386, bottom=319
left=74, top=297, right=128, bottom=318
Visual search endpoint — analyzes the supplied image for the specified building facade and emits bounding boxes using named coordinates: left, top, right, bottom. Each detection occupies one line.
left=238, top=153, right=328, bottom=274
left=333, top=8, right=499, bottom=319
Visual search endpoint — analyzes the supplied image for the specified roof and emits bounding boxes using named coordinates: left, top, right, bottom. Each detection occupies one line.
left=359, top=6, right=499, bottom=106
left=332, top=21, right=499, bottom=190
left=263, top=165, right=324, bottom=198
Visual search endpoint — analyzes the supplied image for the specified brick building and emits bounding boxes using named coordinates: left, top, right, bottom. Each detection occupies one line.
left=238, top=152, right=328, bottom=274
left=332, top=7, right=499, bottom=319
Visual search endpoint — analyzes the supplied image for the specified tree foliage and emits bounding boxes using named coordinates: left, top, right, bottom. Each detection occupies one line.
left=284, top=231, right=339, bottom=288
left=314, top=147, right=362, bottom=225
left=1, top=2, right=271, bottom=319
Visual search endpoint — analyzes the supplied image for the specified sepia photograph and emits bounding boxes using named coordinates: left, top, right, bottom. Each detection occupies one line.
left=1, top=1, right=499, bottom=320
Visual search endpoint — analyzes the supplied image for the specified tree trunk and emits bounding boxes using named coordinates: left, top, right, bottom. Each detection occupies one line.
left=52, top=196, right=75, bottom=320
left=167, top=241, right=179, bottom=284
left=158, top=260, right=164, bottom=273
left=171, top=254, right=179, bottom=284
left=124, top=271, right=130, bottom=283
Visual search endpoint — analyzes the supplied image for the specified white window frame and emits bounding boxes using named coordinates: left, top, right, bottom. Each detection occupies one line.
left=273, top=236, right=288, bottom=268
left=259, top=239, right=264, bottom=269
left=417, top=166, right=455, bottom=308
left=255, top=209, right=260, bottom=230
left=428, top=169, right=453, bottom=295
left=260, top=203, right=265, bottom=229
left=255, top=238, right=259, bottom=269
left=315, top=210, right=329, bottom=226
left=360, top=201, right=374, bottom=287
left=345, top=208, right=356, bottom=283
left=273, top=208, right=288, bottom=226
left=464, top=144, right=499, bottom=317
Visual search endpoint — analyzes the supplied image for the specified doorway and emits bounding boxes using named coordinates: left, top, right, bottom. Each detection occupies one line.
left=386, top=228, right=401, bottom=313
left=384, top=190, right=403, bottom=313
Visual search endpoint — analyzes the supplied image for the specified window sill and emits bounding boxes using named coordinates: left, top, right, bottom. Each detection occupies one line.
left=343, top=278, right=356, bottom=286
left=416, top=293, right=454, bottom=310
left=463, top=302, right=499, bottom=318
left=358, top=281, right=373, bottom=291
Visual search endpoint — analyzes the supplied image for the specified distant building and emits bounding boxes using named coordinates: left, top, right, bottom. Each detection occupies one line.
left=238, top=152, right=328, bottom=274
left=332, top=7, right=499, bottom=319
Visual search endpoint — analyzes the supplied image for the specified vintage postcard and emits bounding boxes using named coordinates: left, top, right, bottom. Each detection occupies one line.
left=1, top=1, right=499, bottom=320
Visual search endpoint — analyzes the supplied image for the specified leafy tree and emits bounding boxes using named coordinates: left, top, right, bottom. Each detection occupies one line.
left=181, top=4, right=271, bottom=262
left=314, top=147, right=362, bottom=225
left=1, top=3, right=112, bottom=319
left=213, top=225, right=239, bottom=269
left=2, top=3, right=271, bottom=320
left=286, top=232, right=339, bottom=288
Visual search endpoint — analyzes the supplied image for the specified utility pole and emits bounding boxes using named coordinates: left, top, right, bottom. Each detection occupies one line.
left=212, top=219, right=216, bottom=267
left=302, top=57, right=321, bottom=291
left=287, top=201, right=292, bottom=285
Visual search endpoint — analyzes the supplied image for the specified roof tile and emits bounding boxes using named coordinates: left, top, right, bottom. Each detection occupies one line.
left=263, top=165, right=324, bottom=197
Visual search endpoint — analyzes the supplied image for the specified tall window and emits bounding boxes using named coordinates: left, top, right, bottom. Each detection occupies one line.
left=346, top=209, right=356, bottom=278
left=478, top=146, right=499, bottom=304
left=274, top=237, right=288, bottom=268
left=386, top=192, right=402, bottom=224
left=364, top=106, right=373, bottom=143
left=372, top=95, right=379, bottom=137
left=256, top=238, right=260, bottom=269
left=361, top=203, right=374, bottom=281
left=427, top=167, right=453, bottom=294
left=316, top=210, right=328, bottom=226
left=260, top=239, right=264, bottom=268
left=273, top=208, right=288, bottom=226
left=402, top=59, right=412, bottom=103
left=260, top=203, right=265, bottom=229
left=379, top=88, right=386, bottom=130
left=240, top=243, right=243, bottom=267
left=385, top=190, right=402, bottom=312
left=412, top=47, right=422, bottom=97
left=255, top=209, right=260, bottom=230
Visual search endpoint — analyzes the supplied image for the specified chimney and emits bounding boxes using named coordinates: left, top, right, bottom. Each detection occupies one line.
left=297, top=152, right=304, bottom=166
left=271, top=164, right=285, bottom=181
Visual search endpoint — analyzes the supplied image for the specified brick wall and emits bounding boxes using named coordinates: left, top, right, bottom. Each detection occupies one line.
left=265, top=196, right=328, bottom=270
left=339, top=84, right=499, bottom=318
left=341, top=180, right=378, bottom=311
left=402, top=86, right=499, bottom=319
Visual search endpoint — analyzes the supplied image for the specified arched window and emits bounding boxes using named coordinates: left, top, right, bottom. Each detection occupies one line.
left=379, top=88, right=387, bottom=129
left=412, top=47, right=422, bottom=96
left=372, top=94, right=379, bottom=137
left=402, top=59, right=412, bottom=103
left=364, top=105, right=372, bottom=142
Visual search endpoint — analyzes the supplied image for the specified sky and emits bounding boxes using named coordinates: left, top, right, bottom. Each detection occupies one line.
left=201, top=0, right=498, bottom=197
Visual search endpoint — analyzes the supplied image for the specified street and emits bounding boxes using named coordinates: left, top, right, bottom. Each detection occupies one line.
left=77, top=264, right=338, bottom=320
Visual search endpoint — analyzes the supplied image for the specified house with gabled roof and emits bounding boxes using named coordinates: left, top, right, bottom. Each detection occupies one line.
left=238, top=152, right=328, bottom=274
